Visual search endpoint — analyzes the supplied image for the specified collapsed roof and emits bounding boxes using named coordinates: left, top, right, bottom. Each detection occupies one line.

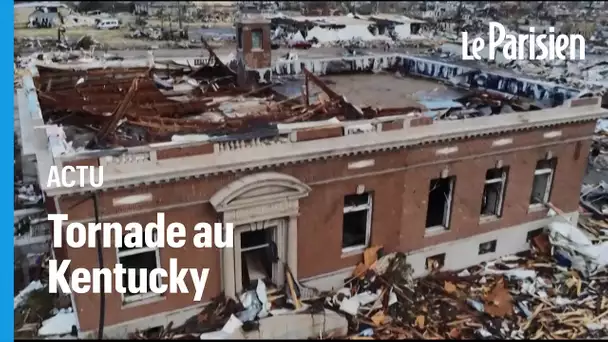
left=30, top=44, right=551, bottom=154
left=33, top=56, right=422, bottom=151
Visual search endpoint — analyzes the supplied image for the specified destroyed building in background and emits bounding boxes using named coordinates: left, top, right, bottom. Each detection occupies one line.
left=269, top=13, right=428, bottom=46
left=14, top=8, right=608, bottom=338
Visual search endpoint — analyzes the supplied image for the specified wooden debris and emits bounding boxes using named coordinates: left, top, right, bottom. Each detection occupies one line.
left=320, top=238, right=608, bottom=340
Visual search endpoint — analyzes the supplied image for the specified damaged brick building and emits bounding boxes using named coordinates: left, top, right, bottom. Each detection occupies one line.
left=16, top=15, right=608, bottom=338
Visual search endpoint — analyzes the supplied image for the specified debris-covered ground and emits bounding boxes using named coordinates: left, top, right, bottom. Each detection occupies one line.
left=125, top=211, right=608, bottom=340
left=13, top=253, right=79, bottom=339
left=329, top=245, right=607, bottom=339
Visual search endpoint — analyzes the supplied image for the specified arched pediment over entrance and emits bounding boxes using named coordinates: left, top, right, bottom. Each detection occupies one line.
left=214, top=173, right=307, bottom=298
left=210, top=172, right=311, bottom=213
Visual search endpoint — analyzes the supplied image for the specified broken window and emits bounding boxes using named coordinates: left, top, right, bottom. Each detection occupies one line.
left=251, top=29, right=263, bottom=49
left=529, top=158, right=557, bottom=205
left=480, top=167, right=509, bottom=218
left=478, top=240, right=497, bottom=255
left=117, top=230, right=161, bottom=303
left=426, top=253, right=445, bottom=271
left=425, top=177, right=455, bottom=229
left=240, top=228, right=275, bottom=289
left=342, top=193, right=372, bottom=252
left=526, top=228, right=545, bottom=242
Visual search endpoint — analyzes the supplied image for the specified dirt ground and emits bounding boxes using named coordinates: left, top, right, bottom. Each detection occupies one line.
left=14, top=26, right=165, bottom=50
left=14, top=9, right=235, bottom=50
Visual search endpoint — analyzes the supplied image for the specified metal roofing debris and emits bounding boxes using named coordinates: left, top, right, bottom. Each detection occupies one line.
left=30, top=58, right=423, bottom=152
left=21, top=46, right=566, bottom=155
left=418, top=100, right=464, bottom=111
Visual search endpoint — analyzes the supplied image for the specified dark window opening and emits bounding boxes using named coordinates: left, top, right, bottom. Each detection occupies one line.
left=425, top=177, right=455, bottom=229
left=591, top=145, right=600, bottom=159
left=240, top=228, right=274, bottom=289
left=574, top=141, right=582, bottom=161
left=144, top=326, right=164, bottom=339
left=530, top=158, right=557, bottom=205
left=481, top=167, right=508, bottom=217
left=426, top=253, right=446, bottom=270
left=120, top=250, right=158, bottom=297
left=411, top=23, right=421, bottom=34
left=342, top=193, right=372, bottom=250
left=251, top=28, right=263, bottom=49
left=526, top=228, right=545, bottom=242
left=237, top=27, right=243, bottom=49
left=345, top=193, right=369, bottom=207
left=478, top=240, right=497, bottom=255
left=241, top=229, right=271, bottom=249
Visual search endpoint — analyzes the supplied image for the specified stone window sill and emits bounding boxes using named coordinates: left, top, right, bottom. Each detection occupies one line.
left=479, top=215, right=500, bottom=225
left=528, top=204, right=547, bottom=213
left=341, top=245, right=366, bottom=259
left=424, top=226, right=449, bottom=237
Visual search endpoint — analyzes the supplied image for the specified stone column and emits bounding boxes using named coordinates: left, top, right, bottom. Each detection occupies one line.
left=222, top=244, right=235, bottom=299
left=234, top=231, right=242, bottom=294
left=274, top=221, right=286, bottom=287
left=287, top=215, right=298, bottom=280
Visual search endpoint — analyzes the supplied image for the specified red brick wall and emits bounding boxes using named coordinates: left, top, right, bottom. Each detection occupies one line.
left=57, top=121, right=595, bottom=331
left=66, top=205, right=221, bottom=332
left=237, top=22, right=271, bottom=69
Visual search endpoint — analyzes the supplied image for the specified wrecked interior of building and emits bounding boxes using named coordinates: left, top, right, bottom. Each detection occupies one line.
left=32, top=46, right=548, bottom=155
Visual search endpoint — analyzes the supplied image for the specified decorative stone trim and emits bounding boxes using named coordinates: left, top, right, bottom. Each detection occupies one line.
left=223, top=200, right=299, bottom=225
left=210, top=172, right=309, bottom=298
left=63, top=157, right=99, bottom=168
left=43, top=104, right=605, bottom=195
left=210, top=172, right=311, bottom=215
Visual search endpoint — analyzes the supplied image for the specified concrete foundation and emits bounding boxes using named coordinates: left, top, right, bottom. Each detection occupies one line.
left=242, top=310, right=347, bottom=340
left=83, top=305, right=347, bottom=340
left=80, top=302, right=209, bottom=339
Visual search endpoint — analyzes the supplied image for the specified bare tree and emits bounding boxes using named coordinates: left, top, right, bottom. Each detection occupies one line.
left=177, top=1, right=183, bottom=30
left=157, top=7, right=165, bottom=30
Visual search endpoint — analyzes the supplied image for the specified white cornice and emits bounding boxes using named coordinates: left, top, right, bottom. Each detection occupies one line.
left=44, top=104, right=607, bottom=197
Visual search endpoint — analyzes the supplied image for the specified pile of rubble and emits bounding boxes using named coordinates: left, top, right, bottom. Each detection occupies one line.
left=14, top=253, right=78, bottom=339
left=581, top=119, right=608, bottom=220
left=588, top=121, right=608, bottom=173
left=130, top=214, right=608, bottom=340
left=329, top=241, right=607, bottom=339
left=14, top=35, right=102, bottom=56
left=15, top=182, right=43, bottom=209
left=126, top=27, right=191, bottom=42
